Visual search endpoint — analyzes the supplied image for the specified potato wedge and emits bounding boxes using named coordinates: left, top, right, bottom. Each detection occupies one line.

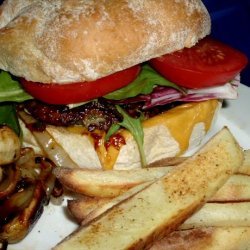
left=210, top=174, right=250, bottom=202
left=67, top=197, right=110, bottom=223
left=150, top=227, right=250, bottom=250
left=68, top=182, right=152, bottom=224
left=181, top=202, right=250, bottom=229
left=54, top=128, right=243, bottom=250
left=68, top=174, right=250, bottom=224
left=146, top=157, right=187, bottom=168
left=54, top=151, right=250, bottom=198
left=53, top=166, right=172, bottom=198
left=239, top=149, right=250, bottom=175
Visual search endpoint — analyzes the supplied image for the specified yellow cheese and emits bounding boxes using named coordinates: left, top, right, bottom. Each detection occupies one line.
left=142, top=99, right=219, bottom=153
left=66, top=100, right=219, bottom=170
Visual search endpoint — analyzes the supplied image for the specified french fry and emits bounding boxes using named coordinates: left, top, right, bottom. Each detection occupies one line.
left=68, top=174, right=250, bottom=224
left=53, top=166, right=172, bottom=198
left=149, top=227, right=250, bottom=250
left=67, top=197, right=110, bottom=223
left=180, top=202, right=250, bottom=229
left=54, top=128, right=243, bottom=250
left=82, top=182, right=153, bottom=226
left=239, top=149, right=250, bottom=175
left=54, top=150, right=250, bottom=198
left=210, top=174, right=250, bottom=202
left=146, top=157, right=187, bottom=168
left=68, top=182, right=154, bottom=224
left=71, top=201, right=250, bottom=250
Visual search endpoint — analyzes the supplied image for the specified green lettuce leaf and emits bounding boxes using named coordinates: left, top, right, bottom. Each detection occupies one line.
left=104, top=64, right=181, bottom=100
left=0, top=71, right=32, bottom=102
left=105, top=123, right=121, bottom=142
left=106, top=105, right=147, bottom=167
left=0, top=103, right=20, bottom=135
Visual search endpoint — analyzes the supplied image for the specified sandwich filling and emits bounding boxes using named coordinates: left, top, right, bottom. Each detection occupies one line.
left=0, top=37, right=247, bottom=169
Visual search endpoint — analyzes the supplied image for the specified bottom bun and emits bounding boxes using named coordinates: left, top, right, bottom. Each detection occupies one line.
left=35, top=99, right=219, bottom=170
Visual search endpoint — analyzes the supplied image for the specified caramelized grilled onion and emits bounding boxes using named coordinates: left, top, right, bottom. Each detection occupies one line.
left=0, top=146, right=56, bottom=244
left=0, top=165, right=20, bottom=199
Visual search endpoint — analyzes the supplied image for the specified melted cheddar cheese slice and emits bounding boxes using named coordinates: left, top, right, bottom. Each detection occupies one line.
left=46, top=100, right=219, bottom=170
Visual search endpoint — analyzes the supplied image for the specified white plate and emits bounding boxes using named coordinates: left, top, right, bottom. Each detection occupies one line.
left=9, top=83, right=250, bottom=250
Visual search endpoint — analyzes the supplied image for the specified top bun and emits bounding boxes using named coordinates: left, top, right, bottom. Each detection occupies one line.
left=0, top=0, right=210, bottom=83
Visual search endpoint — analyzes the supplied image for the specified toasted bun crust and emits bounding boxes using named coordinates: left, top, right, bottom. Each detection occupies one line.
left=0, top=0, right=210, bottom=83
left=22, top=100, right=220, bottom=170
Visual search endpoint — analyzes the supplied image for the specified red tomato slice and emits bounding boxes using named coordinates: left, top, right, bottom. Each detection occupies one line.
left=150, top=37, right=248, bottom=89
left=21, top=65, right=140, bottom=104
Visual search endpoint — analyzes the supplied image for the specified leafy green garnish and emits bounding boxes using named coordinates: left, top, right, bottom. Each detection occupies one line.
left=106, top=105, right=147, bottom=167
left=0, top=71, right=32, bottom=102
left=104, top=64, right=181, bottom=100
left=105, top=123, right=120, bottom=142
left=0, top=103, right=20, bottom=135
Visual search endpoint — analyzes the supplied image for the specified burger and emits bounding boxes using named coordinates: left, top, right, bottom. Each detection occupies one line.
left=0, top=0, right=249, bottom=248
left=0, top=0, right=248, bottom=172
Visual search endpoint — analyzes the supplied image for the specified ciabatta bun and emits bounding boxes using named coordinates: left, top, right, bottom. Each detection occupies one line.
left=22, top=100, right=220, bottom=170
left=0, top=0, right=210, bottom=83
